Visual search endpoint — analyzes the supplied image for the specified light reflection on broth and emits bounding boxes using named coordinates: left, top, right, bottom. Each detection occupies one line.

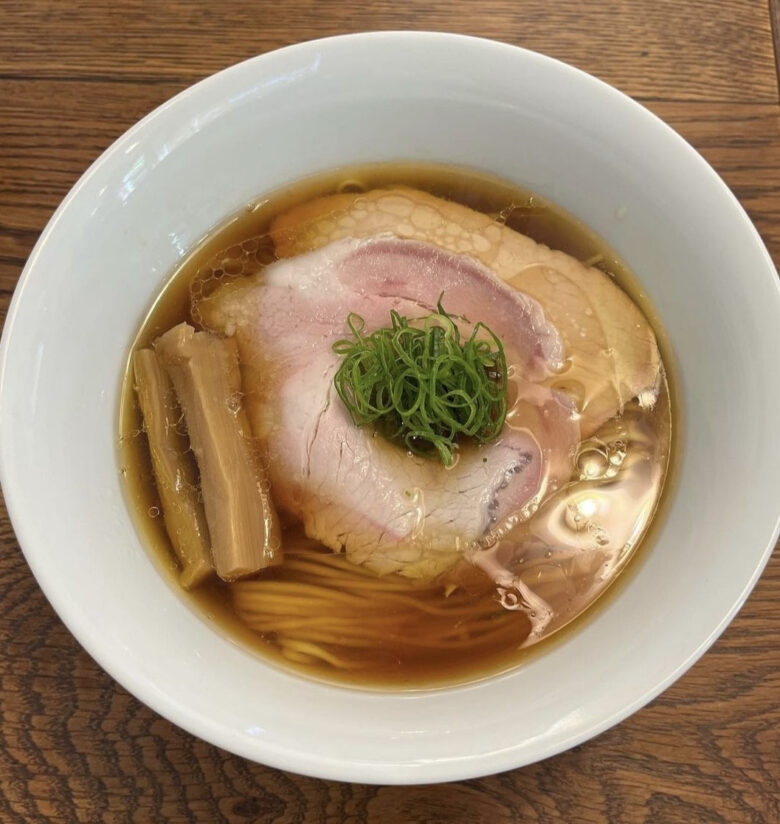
left=119, top=163, right=674, bottom=688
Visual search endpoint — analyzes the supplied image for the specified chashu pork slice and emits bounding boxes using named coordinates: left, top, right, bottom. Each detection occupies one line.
left=201, top=236, right=580, bottom=579
left=270, top=187, right=663, bottom=437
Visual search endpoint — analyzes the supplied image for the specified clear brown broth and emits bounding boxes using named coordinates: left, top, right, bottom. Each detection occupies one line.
left=119, top=163, right=675, bottom=689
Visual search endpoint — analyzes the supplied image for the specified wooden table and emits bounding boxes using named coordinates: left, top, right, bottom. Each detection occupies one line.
left=1, top=2, right=778, bottom=821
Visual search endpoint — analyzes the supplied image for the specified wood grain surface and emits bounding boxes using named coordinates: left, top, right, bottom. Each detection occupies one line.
left=1, top=1, right=778, bottom=822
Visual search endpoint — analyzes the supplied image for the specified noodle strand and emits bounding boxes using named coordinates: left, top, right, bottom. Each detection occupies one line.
left=232, top=545, right=530, bottom=671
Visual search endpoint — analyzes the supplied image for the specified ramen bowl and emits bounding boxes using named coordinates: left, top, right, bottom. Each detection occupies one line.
left=1, top=32, right=778, bottom=784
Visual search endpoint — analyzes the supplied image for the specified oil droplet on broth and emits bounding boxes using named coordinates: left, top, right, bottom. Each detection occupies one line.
left=338, top=179, right=367, bottom=194
left=577, top=448, right=609, bottom=480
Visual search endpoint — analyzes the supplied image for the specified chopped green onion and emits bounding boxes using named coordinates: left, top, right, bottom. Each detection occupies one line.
left=332, top=298, right=508, bottom=466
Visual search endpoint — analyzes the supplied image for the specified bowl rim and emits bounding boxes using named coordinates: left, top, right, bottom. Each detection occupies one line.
left=1, top=30, right=779, bottom=784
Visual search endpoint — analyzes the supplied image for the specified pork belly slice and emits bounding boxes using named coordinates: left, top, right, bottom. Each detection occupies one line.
left=201, top=237, right=579, bottom=579
left=155, top=324, right=282, bottom=581
left=271, top=187, right=662, bottom=436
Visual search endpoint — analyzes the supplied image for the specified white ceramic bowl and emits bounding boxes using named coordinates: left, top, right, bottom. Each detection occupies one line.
left=1, top=32, right=779, bottom=784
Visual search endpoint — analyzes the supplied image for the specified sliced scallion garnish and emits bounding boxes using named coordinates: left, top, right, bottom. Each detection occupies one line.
left=332, top=299, right=508, bottom=466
